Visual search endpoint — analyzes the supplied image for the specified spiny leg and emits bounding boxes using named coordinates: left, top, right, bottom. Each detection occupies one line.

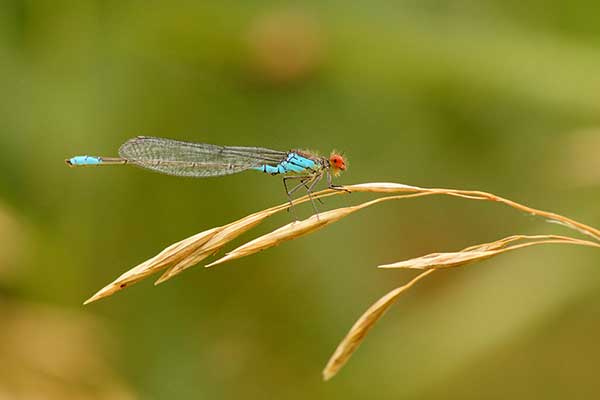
left=291, top=173, right=320, bottom=216
left=287, top=177, right=311, bottom=195
left=283, top=175, right=311, bottom=198
left=290, top=177, right=324, bottom=205
left=285, top=174, right=324, bottom=201
left=283, top=174, right=323, bottom=216
left=283, top=175, right=312, bottom=219
left=305, top=172, right=324, bottom=216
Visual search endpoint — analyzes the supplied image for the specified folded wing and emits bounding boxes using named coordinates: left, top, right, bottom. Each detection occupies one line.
left=119, top=136, right=288, bottom=177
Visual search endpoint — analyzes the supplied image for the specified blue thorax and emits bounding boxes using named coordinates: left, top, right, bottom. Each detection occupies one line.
left=252, top=152, right=317, bottom=175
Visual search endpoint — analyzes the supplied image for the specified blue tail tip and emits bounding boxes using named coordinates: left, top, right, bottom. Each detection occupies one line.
left=66, top=156, right=102, bottom=167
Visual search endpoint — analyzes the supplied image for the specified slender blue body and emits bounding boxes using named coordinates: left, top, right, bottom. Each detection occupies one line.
left=251, top=153, right=317, bottom=175
left=68, top=149, right=318, bottom=175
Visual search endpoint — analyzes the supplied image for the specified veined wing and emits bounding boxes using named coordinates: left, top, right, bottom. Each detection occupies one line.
left=119, top=136, right=288, bottom=177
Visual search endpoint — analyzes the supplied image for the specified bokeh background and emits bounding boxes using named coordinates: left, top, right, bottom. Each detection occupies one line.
left=2, top=1, right=600, bottom=398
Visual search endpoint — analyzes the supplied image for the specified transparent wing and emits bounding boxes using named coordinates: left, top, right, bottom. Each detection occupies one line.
left=119, top=136, right=288, bottom=177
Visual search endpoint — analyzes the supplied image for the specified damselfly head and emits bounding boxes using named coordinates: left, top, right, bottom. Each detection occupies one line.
left=329, top=152, right=347, bottom=176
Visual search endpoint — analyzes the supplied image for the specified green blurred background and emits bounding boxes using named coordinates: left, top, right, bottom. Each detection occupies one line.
left=2, top=1, right=600, bottom=398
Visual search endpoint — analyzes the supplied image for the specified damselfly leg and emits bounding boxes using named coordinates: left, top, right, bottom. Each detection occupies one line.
left=282, top=172, right=324, bottom=217
left=283, top=176, right=307, bottom=219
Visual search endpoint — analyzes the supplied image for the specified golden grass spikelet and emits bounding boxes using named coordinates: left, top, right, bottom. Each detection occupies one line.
left=155, top=205, right=291, bottom=284
left=155, top=186, right=370, bottom=283
left=205, top=192, right=434, bottom=268
left=205, top=209, right=349, bottom=268
left=322, top=269, right=435, bottom=381
left=82, top=181, right=600, bottom=380
left=84, top=186, right=348, bottom=303
left=322, top=234, right=600, bottom=379
left=83, top=227, right=223, bottom=304
left=379, top=234, right=600, bottom=270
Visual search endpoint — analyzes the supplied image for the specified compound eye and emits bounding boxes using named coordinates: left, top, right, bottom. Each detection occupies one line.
left=330, top=154, right=346, bottom=170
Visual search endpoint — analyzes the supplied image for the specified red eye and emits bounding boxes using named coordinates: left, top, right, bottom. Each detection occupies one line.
left=329, top=154, right=347, bottom=171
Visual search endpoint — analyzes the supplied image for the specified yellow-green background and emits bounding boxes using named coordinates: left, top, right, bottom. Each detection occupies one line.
left=2, top=1, right=600, bottom=398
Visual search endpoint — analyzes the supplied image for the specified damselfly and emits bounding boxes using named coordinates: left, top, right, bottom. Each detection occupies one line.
left=66, top=136, right=347, bottom=212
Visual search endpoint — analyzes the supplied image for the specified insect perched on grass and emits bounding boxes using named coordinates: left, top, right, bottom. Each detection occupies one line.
left=66, top=136, right=348, bottom=212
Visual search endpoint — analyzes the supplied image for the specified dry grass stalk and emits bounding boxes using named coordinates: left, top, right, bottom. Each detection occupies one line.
left=83, top=181, right=600, bottom=381
left=320, top=186, right=600, bottom=380
left=322, top=269, right=435, bottom=381
left=379, top=234, right=600, bottom=270
left=83, top=227, right=223, bottom=304
left=154, top=189, right=353, bottom=284
left=321, top=233, right=600, bottom=379
left=205, top=192, right=433, bottom=268
left=154, top=207, right=286, bottom=284
left=84, top=187, right=348, bottom=304
left=85, top=183, right=425, bottom=304
left=439, top=189, right=600, bottom=241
